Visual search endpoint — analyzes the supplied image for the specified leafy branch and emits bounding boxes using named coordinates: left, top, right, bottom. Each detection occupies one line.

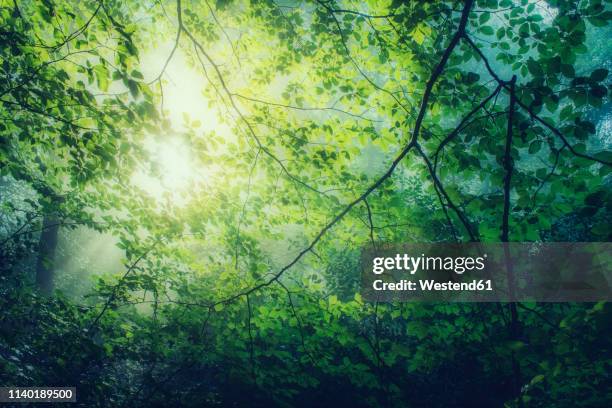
left=206, top=0, right=476, bottom=307
left=463, top=34, right=612, bottom=167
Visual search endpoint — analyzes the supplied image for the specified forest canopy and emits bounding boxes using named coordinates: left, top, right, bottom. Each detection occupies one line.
left=1, top=0, right=611, bottom=407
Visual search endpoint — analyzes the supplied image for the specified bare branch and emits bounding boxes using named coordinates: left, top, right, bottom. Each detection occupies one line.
left=414, top=143, right=477, bottom=241
left=501, top=75, right=517, bottom=242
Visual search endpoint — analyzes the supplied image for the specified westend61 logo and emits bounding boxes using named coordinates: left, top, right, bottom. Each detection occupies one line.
left=372, top=253, right=487, bottom=275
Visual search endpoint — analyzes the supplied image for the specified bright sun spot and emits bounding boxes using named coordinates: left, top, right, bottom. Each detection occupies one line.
left=129, top=44, right=220, bottom=205
left=129, top=43, right=232, bottom=206
left=132, top=137, right=195, bottom=204
left=155, top=139, right=192, bottom=189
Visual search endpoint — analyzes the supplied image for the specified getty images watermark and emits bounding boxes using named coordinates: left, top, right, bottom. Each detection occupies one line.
left=361, top=243, right=612, bottom=302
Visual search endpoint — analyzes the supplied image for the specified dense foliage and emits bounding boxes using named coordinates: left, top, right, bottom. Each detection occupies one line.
left=1, top=0, right=611, bottom=406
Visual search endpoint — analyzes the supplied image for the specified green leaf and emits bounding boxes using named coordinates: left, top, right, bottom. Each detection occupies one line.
left=93, top=64, right=109, bottom=92
left=127, top=79, right=140, bottom=98
left=465, top=72, right=480, bottom=84
left=480, top=26, right=494, bottom=36
left=590, top=69, right=608, bottom=81
left=594, top=151, right=612, bottom=163
left=561, top=64, right=575, bottom=78
left=590, top=85, right=607, bottom=98
left=527, top=58, right=544, bottom=77
left=528, top=140, right=542, bottom=154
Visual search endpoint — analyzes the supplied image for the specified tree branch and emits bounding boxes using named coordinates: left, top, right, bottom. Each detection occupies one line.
left=464, top=34, right=611, bottom=166
left=501, top=75, right=517, bottom=242
left=176, top=0, right=326, bottom=195
left=433, top=83, right=503, bottom=173
left=207, top=0, right=475, bottom=306
left=415, top=143, right=477, bottom=241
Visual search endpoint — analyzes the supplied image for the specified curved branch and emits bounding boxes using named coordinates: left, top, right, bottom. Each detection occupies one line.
left=233, top=93, right=380, bottom=122
left=410, top=0, right=474, bottom=144
left=315, top=1, right=396, bottom=19
left=433, top=83, right=503, bottom=172
left=414, top=143, right=477, bottom=241
left=314, top=0, right=411, bottom=114
left=88, top=246, right=154, bottom=330
left=148, top=0, right=182, bottom=84
left=364, top=198, right=376, bottom=249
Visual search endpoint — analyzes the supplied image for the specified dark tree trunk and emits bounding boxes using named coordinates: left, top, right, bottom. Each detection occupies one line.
left=35, top=215, right=59, bottom=294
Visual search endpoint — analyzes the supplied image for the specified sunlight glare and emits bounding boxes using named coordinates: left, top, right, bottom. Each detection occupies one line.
left=132, top=137, right=196, bottom=204
left=156, top=139, right=192, bottom=190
